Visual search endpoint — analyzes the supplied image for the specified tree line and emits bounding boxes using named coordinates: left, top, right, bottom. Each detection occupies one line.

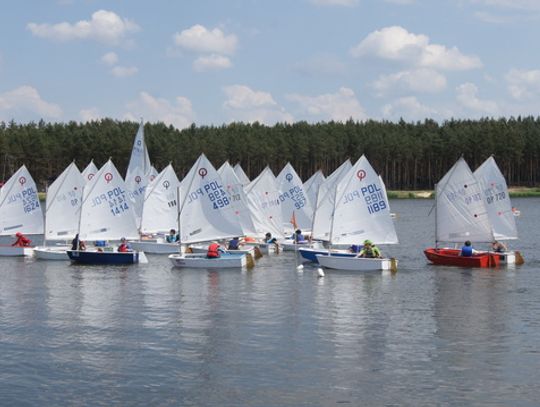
left=0, top=116, right=538, bottom=190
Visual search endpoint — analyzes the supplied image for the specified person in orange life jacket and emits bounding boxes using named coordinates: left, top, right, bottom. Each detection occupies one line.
left=118, top=237, right=133, bottom=253
left=12, top=232, right=31, bottom=247
left=460, top=240, right=478, bottom=257
left=207, top=242, right=224, bottom=258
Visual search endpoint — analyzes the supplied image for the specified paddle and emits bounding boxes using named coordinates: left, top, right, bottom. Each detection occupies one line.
left=390, top=257, right=398, bottom=273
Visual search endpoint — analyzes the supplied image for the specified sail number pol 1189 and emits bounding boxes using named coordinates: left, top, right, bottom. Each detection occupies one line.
left=342, top=183, right=387, bottom=214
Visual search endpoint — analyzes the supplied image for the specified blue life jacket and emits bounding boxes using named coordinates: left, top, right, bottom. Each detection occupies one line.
left=461, top=245, right=473, bottom=257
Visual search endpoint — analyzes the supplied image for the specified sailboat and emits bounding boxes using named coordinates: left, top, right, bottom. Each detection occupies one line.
left=67, top=160, right=146, bottom=264
left=303, top=169, right=325, bottom=213
left=169, top=154, right=251, bottom=269
left=129, top=164, right=182, bottom=254
left=234, top=163, right=250, bottom=186
left=315, top=155, right=399, bottom=271
left=125, top=120, right=152, bottom=230
left=299, top=160, right=357, bottom=262
left=82, top=160, right=98, bottom=184
left=34, top=162, right=84, bottom=260
left=0, top=165, right=43, bottom=256
left=424, top=157, right=501, bottom=268
left=474, top=156, right=522, bottom=265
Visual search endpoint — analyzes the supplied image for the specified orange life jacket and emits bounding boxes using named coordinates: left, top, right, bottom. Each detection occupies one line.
left=207, top=243, right=220, bottom=258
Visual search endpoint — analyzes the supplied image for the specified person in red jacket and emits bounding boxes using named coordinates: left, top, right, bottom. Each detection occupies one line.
left=207, top=242, right=222, bottom=259
left=117, top=237, right=133, bottom=253
left=12, top=232, right=31, bottom=247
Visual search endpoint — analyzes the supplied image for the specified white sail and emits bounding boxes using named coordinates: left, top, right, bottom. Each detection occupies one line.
left=79, top=160, right=139, bottom=241
left=81, top=160, right=98, bottom=184
left=245, top=167, right=284, bottom=239
left=125, top=120, right=152, bottom=228
left=277, top=163, right=313, bottom=231
left=436, top=157, right=493, bottom=243
left=44, top=162, right=84, bottom=240
left=218, top=162, right=257, bottom=236
left=303, top=170, right=325, bottom=209
left=149, top=165, right=159, bottom=183
left=474, top=156, right=518, bottom=240
left=311, top=159, right=352, bottom=241
left=140, top=164, right=180, bottom=234
left=0, top=165, right=43, bottom=235
left=330, top=155, right=398, bottom=245
left=179, top=154, right=243, bottom=244
left=233, top=163, right=250, bottom=186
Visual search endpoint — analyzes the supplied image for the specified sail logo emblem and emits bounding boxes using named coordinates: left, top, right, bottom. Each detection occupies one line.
left=104, top=173, right=113, bottom=183
left=356, top=170, right=366, bottom=181
left=163, top=180, right=170, bottom=189
left=88, top=173, right=94, bottom=180
left=137, top=140, right=142, bottom=146
left=198, top=168, right=208, bottom=179
left=285, top=173, right=293, bottom=182
left=18, top=176, right=26, bottom=187
left=135, top=175, right=141, bottom=184
left=150, top=175, right=155, bottom=181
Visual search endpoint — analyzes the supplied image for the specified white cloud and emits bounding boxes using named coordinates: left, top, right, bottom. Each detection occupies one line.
left=173, top=24, right=237, bottom=55
left=505, top=69, right=540, bottom=100
left=101, top=52, right=118, bottom=65
left=350, top=26, right=482, bottom=71
left=382, top=96, right=438, bottom=121
left=309, top=0, right=359, bottom=6
left=222, top=85, right=293, bottom=124
left=193, top=54, right=232, bottom=72
left=0, top=85, right=62, bottom=120
left=125, top=91, right=195, bottom=129
left=287, top=87, right=367, bottom=122
left=79, top=107, right=102, bottom=122
left=456, top=83, right=499, bottom=115
left=27, top=10, right=139, bottom=45
left=371, top=68, right=447, bottom=96
left=110, top=66, right=138, bottom=77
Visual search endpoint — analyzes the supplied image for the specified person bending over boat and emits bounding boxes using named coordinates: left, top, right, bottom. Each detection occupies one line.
left=265, top=232, right=277, bottom=244
left=12, top=232, right=31, bottom=247
left=292, top=229, right=306, bottom=243
left=166, top=229, right=179, bottom=243
left=71, top=234, right=86, bottom=251
left=460, top=241, right=479, bottom=257
left=207, top=242, right=223, bottom=258
left=491, top=240, right=507, bottom=253
left=357, top=240, right=381, bottom=258
left=118, top=237, right=133, bottom=253
left=227, top=237, right=242, bottom=250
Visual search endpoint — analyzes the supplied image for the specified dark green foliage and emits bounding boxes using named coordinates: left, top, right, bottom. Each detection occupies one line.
left=1, top=117, right=540, bottom=190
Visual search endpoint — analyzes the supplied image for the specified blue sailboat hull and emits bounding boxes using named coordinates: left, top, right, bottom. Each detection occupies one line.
left=67, top=250, right=139, bottom=265
left=298, top=248, right=356, bottom=263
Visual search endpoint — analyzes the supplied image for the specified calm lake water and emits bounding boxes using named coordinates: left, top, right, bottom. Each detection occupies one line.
left=1, top=198, right=539, bottom=406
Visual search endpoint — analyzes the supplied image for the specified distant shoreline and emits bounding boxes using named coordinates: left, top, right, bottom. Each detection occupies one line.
left=37, top=187, right=540, bottom=202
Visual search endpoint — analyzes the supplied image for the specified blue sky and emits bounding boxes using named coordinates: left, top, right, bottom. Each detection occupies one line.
left=1, top=0, right=540, bottom=128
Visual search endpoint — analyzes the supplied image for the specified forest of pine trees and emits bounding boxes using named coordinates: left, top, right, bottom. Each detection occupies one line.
left=1, top=116, right=538, bottom=190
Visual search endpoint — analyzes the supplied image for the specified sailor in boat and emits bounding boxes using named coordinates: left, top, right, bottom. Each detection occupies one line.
left=460, top=241, right=479, bottom=257
left=265, top=232, right=277, bottom=244
left=118, top=237, right=133, bottom=253
left=71, top=234, right=86, bottom=251
left=207, top=241, right=224, bottom=259
left=292, top=229, right=306, bottom=243
left=227, top=237, right=242, bottom=250
left=166, top=229, right=180, bottom=243
left=357, top=240, right=382, bottom=259
left=491, top=240, right=507, bottom=253
left=12, top=232, right=31, bottom=247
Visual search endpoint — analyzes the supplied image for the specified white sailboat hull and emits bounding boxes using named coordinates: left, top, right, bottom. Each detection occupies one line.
left=129, top=240, right=180, bottom=254
left=0, top=245, right=34, bottom=257
left=316, top=254, right=397, bottom=271
left=169, top=253, right=247, bottom=269
left=34, top=246, right=70, bottom=260
left=189, top=244, right=257, bottom=257
left=279, top=240, right=313, bottom=251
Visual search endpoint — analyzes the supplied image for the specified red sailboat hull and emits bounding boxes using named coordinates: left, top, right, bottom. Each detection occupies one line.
left=424, top=248, right=500, bottom=268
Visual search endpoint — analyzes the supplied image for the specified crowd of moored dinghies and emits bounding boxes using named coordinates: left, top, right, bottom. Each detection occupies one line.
left=0, top=122, right=522, bottom=271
